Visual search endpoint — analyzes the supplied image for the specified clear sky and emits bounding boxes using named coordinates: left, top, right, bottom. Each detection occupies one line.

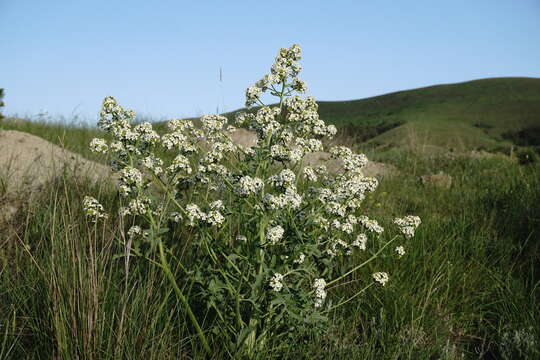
left=2, top=0, right=539, bottom=123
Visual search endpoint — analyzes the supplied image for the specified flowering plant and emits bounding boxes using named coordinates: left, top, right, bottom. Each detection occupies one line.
left=84, top=44, right=420, bottom=356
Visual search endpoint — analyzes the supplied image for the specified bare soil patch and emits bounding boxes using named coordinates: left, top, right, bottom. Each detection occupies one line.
left=228, top=129, right=397, bottom=178
left=0, top=130, right=111, bottom=223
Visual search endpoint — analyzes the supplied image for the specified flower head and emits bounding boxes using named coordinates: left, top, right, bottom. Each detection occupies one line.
left=83, top=196, right=108, bottom=222
left=313, top=278, right=327, bottom=308
left=372, top=272, right=389, bottom=286
left=266, top=225, right=285, bottom=245
left=269, top=273, right=284, bottom=292
left=89, top=138, right=108, bottom=154
left=394, top=216, right=421, bottom=238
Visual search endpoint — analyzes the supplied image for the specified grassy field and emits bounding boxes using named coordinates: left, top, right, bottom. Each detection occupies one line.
left=1, top=116, right=539, bottom=359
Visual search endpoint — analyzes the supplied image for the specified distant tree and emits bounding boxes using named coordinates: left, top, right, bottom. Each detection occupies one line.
left=0, top=88, right=4, bottom=121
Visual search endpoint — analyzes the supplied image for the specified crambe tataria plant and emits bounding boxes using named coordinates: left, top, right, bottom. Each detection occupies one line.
left=84, top=44, right=420, bottom=357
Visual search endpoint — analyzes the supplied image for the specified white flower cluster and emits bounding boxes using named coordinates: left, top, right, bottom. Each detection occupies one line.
left=302, top=166, right=318, bottom=182
left=134, top=122, right=160, bottom=146
left=97, top=97, right=163, bottom=160
left=314, top=175, right=379, bottom=235
left=273, top=44, right=301, bottom=80
left=120, top=197, right=151, bottom=216
left=325, top=238, right=352, bottom=257
left=168, top=154, right=192, bottom=175
left=264, top=185, right=302, bottom=210
left=127, top=225, right=142, bottom=238
left=209, top=200, right=224, bottom=210
left=358, top=215, right=384, bottom=233
left=186, top=204, right=206, bottom=225
left=269, top=169, right=296, bottom=188
left=206, top=210, right=225, bottom=226
left=284, top=96, right=336, bottom=139
left=240, top=44, right=336, bottom=171
left=142, top=155, right=164, bottom=175
left=162, top=131, right=197, bottom=153
left=98, top=96, right=136, bottom=142
left=245, top=86, right=263, bottom=108
left=293, top=253, right=306, bottom=264
left=266, top=225, right=284, bottom=245
left=394, top=216, right=421, bottom=238
left=395, top=245, right=405, bottom=257
left=352, top=234, right=368, bottom=250
left=269, top=144, right=302, bottom=163
left=372, top=272, right=389, bottom=286
left=83, top=196, right=108, bottom=222
left=185, top=203, right=225, bottom=227
left=245, top=44, right=303, bottom=108
left=201, top=114, right=228, bottom=137
left=119, top=167, right=143, bottom=197
left=295, top=137, right=323, bottom=153
left=235, top=176, right=264, bottom=196
left=168, top=117, right=195, bottom=132
left=313, top=278, right=327, bottom=308
left=330, top=217, right=356, bottom=234
left=201, top=141, right=236, bottom=167
left=162, top=117, right=201, bottom=154
left=269, top=273, right=284, bottom=292
left=89, top=138, right=108, bottom=154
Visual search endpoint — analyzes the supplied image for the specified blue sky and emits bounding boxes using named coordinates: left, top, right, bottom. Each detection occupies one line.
left=2, top=0, right=539, bottom=123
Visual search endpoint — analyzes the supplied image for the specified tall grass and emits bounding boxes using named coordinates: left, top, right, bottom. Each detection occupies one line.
left=1, top=123, right=539, bottom=359
left=1, top=175, right=204, bottom=359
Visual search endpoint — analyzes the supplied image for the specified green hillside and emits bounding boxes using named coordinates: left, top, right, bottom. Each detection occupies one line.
left=316, top=77, right=540, bottom=152
left=219, top=77, right=540, bottom=153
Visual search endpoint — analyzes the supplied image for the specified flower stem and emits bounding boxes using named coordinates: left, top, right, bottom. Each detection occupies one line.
left=324, top=282, right=374, bottom=313
left=326, top=235, right=398, bottom=287
left=157, top=241, right=211, bottom=355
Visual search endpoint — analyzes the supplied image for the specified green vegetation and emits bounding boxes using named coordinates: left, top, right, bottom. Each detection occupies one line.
left=1, top=122, right=539, bottom=359
left=319, top=77, right=540, bottom=152
left=1, top=76, right=539, bottom=358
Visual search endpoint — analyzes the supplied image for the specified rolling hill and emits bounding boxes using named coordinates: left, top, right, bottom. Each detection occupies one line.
left=317, top=77, right=540, bottom=152
left=222, top=77, right=540, bottom=153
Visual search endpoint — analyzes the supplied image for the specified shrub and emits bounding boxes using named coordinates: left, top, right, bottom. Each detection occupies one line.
left=84, top=44, right=420, bottom=357
left=502, top=126, right=540, bottom=147
left=516, top=147, right=538, bottom=165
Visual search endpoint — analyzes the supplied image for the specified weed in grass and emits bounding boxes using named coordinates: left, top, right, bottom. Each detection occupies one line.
left=83, top=44, right=420, bottom=358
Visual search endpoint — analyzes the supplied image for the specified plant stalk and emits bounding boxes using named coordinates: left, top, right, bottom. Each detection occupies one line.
left=158, top=241, right=211, bottom=355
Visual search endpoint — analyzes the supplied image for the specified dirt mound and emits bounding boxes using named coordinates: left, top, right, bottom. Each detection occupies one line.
left=227, top=129, right=396, bottom=178
left=420, top=172, right=453, bottom=189
left=302, top=152, right=396, bottom=178
left=0, top=130, right=112, bottom=223
left=228, top=128, right=258, bottom=148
